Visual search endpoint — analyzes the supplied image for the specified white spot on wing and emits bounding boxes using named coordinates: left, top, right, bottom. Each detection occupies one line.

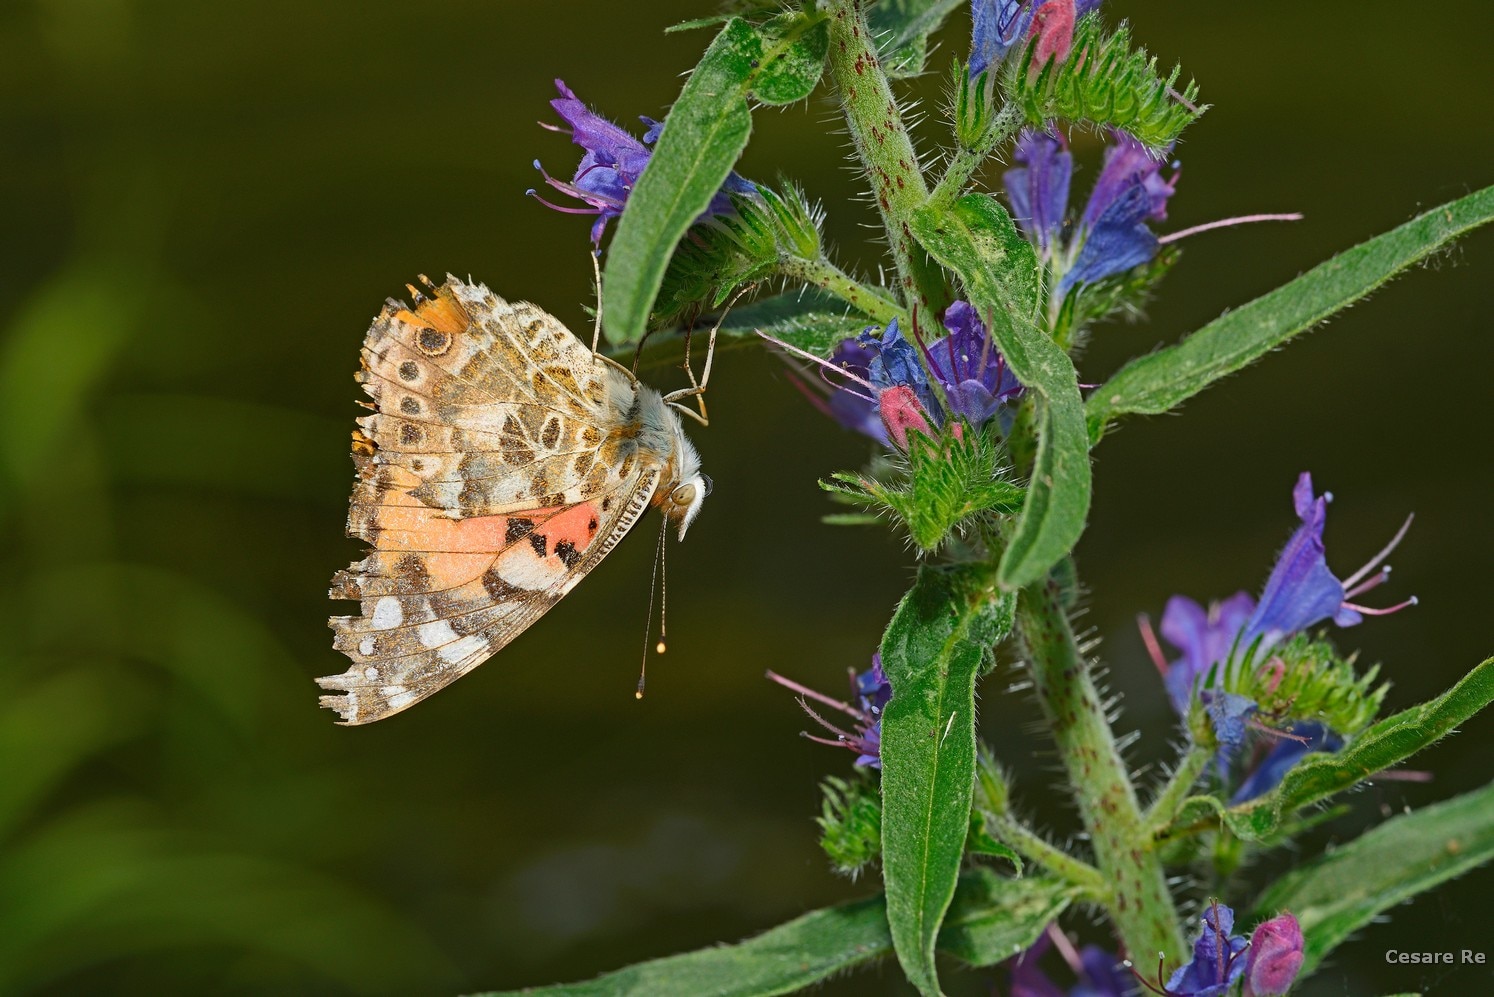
left=387, top=690, right=418, bottom=711
left=440, top=634, right=487, bottom=664
left=372, top=596, right=402, bottom=629
left=417, top=619, right=459, bottom=649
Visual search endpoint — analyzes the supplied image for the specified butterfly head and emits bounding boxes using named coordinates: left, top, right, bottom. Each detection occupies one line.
left=657, top=416, right=709, bottom=541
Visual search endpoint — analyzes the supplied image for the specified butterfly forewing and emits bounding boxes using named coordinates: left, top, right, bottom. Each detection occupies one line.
left=320, top=277, right=666, bottom=724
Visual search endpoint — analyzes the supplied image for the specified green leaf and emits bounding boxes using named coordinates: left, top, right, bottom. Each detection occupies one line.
left=1003, top=14, right=1204, bottom=149
left=603, top=12, right=830, bottom=344
left=480, top=870, right=1071, bottom=997
left=908, top=194, right=1091, bottom=589
left=1255, top=781, right=1494, bottom=978
left=880, top=564, right=1014, bottom=996
left=868, top=0, right=965, bottom=78
left=1086, top=184, right=1494, bottom=442
left=966, top=814, right=1023, bottom=874
left=1222, top=658, right=1494, bottom=841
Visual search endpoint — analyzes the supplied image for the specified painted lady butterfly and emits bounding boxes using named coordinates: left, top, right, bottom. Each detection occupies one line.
left=318, top=276, right=710, bottom=724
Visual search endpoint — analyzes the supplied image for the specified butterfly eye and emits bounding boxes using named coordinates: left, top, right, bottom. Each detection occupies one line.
left=672, top=483, right=697, bottom=507
left=699, top=474, right=713, bottom=498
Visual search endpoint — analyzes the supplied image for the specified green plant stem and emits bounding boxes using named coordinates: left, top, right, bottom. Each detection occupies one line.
left=824, top=0, right=948, bottom=326
left=981, top=811, right=1109, bottom=900
left=930, top=101, right=1024, bottom=209
left=1144, top=744, right=1212, bottom=838
left=775, top=254, right=903, bottom=324
left=1016, top=580, right=1185, bottom=964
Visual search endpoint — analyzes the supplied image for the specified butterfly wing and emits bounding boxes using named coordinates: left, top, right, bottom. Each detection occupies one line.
left=320, top=278, right=659, bottom=724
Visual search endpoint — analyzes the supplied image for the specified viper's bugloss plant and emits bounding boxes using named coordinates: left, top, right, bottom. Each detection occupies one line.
left=515, top=1, right=1494, bottom=994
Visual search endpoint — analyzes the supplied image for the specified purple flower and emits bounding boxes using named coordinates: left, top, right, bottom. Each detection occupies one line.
left=767, top=655, right=891, bottom=768
left=1243, top=913, right=1305, bottom=997
left=1231, top=722, right=1343, bottom=804
left=1003, top=128, right=1178, bottom=301
left=970, top=1, right=1102, bottom=78
left=1060, top=132, right=1178, bottom=295
left=1004, top=131, right=1072, bottom=251
left=925, top=302, right=1024, bottom=425
left=1242, top=472, right=1416, bottom=652
left=530, top=79, right=753, bottom=245
left=802, top=306, right=1022, bottom=444
left=1203, top=691, right=1257, bottom=754
left=1005, top=931, right=1128, bottom=997
left=1165, top=901, right=1248, bottom=997
left=1158, top=592, right=1256, bottom=715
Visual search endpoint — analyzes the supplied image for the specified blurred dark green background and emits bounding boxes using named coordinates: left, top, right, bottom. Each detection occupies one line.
left=3, top=1, right=1490, bottom=994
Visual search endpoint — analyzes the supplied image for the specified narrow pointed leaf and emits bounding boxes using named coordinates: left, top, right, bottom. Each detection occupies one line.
left=1254, top=781, right=1494, bottom=978
left=1222, top=658, right=1494, bottom=841
left=603, top=13, right=829, bottom=343
left=909, top=194, right=1090, bottom=589
left=479, top=870, right=1072, bottom=996
left=1087, top=185, right=1494, bottom=442
left=880, top=564, right=1014, bottom=995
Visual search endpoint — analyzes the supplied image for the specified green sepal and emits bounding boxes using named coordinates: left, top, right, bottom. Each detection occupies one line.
left=818, top=774, right=883, bottom=878
left=1003, top=14, right=1204, bottom=149
left=821, top=425, right=1025, bottom=553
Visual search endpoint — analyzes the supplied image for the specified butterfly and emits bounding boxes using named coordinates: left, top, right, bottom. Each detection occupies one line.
left=318, top=275, right=711, bottom=724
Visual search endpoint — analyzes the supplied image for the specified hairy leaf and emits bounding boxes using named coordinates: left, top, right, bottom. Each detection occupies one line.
left=483, top=870, right=1073, bottom=997
left=880, top=564, right=1014, bottom=995
left=1087, top=184, right=1494, bottom=442
left=909, top=195, right=1091, bottom=589
left=869, top=0, right=965, bottom=78
left=1223, top=658, right=1493, bottom=841
left=1255, top=781, right=1494, bottom=978
left=604, top=12, right=829, bottom=344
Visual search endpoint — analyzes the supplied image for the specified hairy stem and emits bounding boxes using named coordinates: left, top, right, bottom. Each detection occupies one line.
left=1016, top=580, right=1185, bottom=963
left=1145, top=743, right=1213, bottom=839
left=931, top=101, right=1025, bottom=209
left=775, top=254, right=903, bottom=324
left=824, top=0, right=948, bottom=327
left=981, top=811, right=1109, bottom=900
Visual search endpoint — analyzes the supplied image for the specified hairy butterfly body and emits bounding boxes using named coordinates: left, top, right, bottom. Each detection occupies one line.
left=319, top=276, right=708, bottom=724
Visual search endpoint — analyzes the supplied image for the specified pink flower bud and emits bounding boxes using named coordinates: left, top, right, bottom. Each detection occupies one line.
left=879, top=385, right=933, bottom=451
left=1244, top=912, right=1304, bottom=997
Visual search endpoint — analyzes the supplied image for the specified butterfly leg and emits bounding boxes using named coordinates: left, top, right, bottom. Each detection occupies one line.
left=664, top=282, right=754, bottom=426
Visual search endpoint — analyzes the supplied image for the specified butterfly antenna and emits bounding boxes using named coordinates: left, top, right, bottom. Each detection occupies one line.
left=589, top=248, right=603, bottom=355
left=637, top=517, right=668, bottom=699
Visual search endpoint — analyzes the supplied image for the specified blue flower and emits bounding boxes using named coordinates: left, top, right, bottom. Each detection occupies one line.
left=1005, top=930, right=1128, bottom=997
left=1165, top=902, right=1248, bottom=997
left=1242, top=472, right=1416, bottom=651
left=1158, top=592, right=1256, bottom=716
left=970, top=1, right=1102, bottom=79
left=1231, top=722, right=1343, bottom=804
left=531, top=79, right=753, bottom=245
left=797, top=305, right=1023, bottom=446
left=767, top=655, right=891, bottom=769
left=926, top=302, right=1024, bottom=425
left=1003, top=128, right=1178, bottom=301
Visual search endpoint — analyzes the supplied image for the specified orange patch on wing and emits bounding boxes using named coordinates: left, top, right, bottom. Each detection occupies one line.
left=396, top=286, right=469, bottom=335
left=533, top=502, right=602, bottom=551
left=421, top=551, right=501, bottom=590
left=372, top=501, right=513, bottom=553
